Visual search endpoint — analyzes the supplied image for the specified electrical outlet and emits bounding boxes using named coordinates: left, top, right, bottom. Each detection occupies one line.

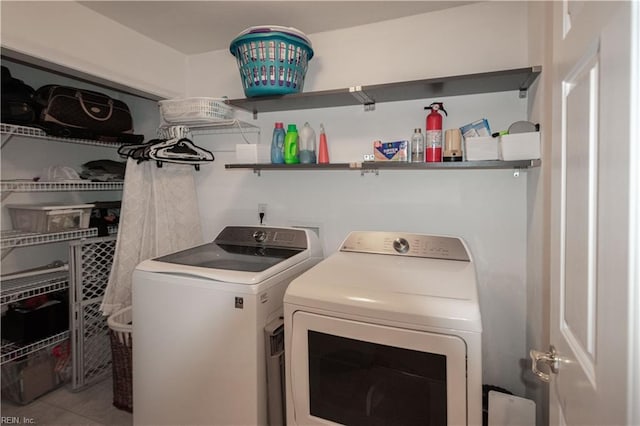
left=258, top=204, right=267, bottom=225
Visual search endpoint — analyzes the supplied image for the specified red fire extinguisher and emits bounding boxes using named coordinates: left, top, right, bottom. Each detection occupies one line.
left=424, top=102, right=448, bottom=162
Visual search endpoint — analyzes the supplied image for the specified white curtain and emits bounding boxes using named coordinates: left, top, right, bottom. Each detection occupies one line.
left=100, top=158, right=202, bottom=316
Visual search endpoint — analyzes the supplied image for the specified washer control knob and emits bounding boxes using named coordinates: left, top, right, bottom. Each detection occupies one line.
left=253, top=230, right=267, bottom=242
left=393, top=237, right=410, bottom=254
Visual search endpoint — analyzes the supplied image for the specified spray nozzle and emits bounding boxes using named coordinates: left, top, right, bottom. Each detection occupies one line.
left=424, top=102, right=448, bottom=116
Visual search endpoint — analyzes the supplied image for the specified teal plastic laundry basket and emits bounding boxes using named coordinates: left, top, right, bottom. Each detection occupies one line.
left=229, top=26, right=314, bottom=97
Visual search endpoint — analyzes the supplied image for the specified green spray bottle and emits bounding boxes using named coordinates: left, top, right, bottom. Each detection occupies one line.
left=284, top=124, right=300, bottom=164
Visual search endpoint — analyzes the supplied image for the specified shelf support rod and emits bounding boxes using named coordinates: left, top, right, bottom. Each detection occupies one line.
left=1, top=126, right=18, bottom=149
left=1, top=247, right=15, bottom=261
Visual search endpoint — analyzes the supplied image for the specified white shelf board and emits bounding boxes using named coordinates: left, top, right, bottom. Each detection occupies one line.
left=1, top=181, right=124, bottom=192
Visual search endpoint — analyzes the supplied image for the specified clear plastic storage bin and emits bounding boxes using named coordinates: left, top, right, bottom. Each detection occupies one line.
left=1, top=349, right=62, bottom=404
left=7, top=204, right=94, bottom=233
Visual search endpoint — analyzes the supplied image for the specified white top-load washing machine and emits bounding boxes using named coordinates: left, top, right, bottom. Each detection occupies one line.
left=132, top=226, right=323, bottom=426
left=284, top=231, right=482, bottom=426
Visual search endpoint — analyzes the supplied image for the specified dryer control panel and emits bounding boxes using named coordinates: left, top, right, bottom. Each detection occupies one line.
left=340, top=231, right=470, bottom=261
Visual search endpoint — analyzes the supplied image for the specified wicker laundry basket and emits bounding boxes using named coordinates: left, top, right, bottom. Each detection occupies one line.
left=107, top=306, right=133, bottom=412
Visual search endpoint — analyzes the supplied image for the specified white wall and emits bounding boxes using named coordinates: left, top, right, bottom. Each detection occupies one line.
left=187, top=1, right=528, bottom=97
left=187, top=1, right=535, bottom=396
left=0, top=1, right=187, bottom=99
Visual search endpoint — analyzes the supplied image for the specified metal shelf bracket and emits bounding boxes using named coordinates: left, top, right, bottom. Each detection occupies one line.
left=349, top=86, right=376, bottom=112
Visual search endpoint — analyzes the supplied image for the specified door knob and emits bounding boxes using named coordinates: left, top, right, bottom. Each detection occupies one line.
left=530, top=345, right=559, bottom=382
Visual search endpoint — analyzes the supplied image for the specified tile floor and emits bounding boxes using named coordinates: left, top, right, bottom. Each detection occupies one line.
left=1, top=377, right=132, bottom=425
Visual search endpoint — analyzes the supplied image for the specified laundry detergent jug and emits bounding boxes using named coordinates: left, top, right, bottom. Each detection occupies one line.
left=284, top=124, right=300, bottom=164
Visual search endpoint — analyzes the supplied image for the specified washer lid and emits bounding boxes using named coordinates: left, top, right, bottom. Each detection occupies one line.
left=135, top=226, right=321, bottom=284
left=285, top=232, right=481, bottom=332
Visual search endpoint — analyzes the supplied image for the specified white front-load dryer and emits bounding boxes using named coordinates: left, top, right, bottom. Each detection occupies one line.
left=284, top=231, right=482, bottom=426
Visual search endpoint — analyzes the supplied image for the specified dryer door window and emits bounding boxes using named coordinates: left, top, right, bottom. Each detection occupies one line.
left=309, top=330, right=447, bottom=425
left=289, top=312, right=467, bottom=425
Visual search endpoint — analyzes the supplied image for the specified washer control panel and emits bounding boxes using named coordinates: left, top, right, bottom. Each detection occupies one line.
left=214, top=226, right=308, bottom=249
left=341, top=231, right=470, bottom=261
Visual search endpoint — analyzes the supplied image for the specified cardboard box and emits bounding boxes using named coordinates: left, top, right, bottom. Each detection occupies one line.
left=373, top=140, right=408, bottom=162
left=460, top=118, right=491, bottom=139
left=500, top=132, right=540, bottom=160
left=465, top=136, right=499, bottom=161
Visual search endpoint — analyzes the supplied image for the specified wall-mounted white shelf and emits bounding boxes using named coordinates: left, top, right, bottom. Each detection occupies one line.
left=0, top=123, right=124, bottom=148
left=160, top=119, right=260, bottom=136
left=1, top=229, right=99, bottom=250
left=1, top=331, right=69, bottom=365
left=1, top=181, right=124, bottom=192
left=1, top=270, right=68, bottom=306
left=226, top=159, right=541, bottom=176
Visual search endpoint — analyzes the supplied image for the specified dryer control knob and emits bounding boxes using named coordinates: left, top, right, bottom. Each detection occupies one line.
left=253, top=230, right=267, bottom=242
left=393, top=237, right=410, bottom=254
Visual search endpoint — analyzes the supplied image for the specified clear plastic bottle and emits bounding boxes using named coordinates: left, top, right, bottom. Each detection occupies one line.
left=270, top=122, right=285, bottom=164
left=410, top=128, right=425, bottom=162
left=298, top=122, right=317, bottom=164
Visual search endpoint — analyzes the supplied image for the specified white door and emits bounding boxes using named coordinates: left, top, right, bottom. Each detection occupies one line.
left=537, top=1, right=639, bottom=424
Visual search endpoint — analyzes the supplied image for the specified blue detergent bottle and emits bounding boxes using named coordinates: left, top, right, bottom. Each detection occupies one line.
left=271, top=122, right=286, bottom=164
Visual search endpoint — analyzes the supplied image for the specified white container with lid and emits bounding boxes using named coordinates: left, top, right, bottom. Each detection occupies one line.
left=7, top=204, right=95, bottom=233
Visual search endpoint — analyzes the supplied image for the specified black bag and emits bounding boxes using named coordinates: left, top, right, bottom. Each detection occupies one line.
left=89, top=200, right=121, bottom=236
left=38, top=122, right=144, bottom=144
left=35, top=85, right=135, bottom=135
left=1, top=66, right=39, bottom=125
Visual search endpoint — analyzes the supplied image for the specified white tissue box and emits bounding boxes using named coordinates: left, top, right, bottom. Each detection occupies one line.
left=465, top=136, right=499, bottom=161
left=499, top=132, right=540, bottom=160
left=235, top=144, right=270, bottom=164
